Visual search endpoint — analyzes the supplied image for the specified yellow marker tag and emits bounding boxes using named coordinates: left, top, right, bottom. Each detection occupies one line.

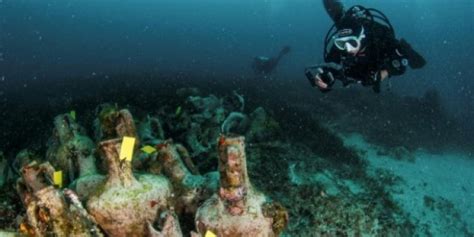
left=205, top=231, right=217, bottom=237
left=53, top=171, right=63, bottom=188
left=70, top=110, right=76, bottom=120
left=141, top=145, right=156, bottom=154
left=120, top=136, right=136, bottom=161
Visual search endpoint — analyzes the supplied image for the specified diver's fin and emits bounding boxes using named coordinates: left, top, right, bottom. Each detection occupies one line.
left=400, top=38, right=426, bottom=69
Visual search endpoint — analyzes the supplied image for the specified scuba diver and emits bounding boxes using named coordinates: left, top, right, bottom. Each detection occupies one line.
left=305, top=0, right=426, bottom=93
left=253, top=45, right=291, bottom=75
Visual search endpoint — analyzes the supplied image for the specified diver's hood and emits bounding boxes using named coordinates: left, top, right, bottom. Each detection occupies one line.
left=336, top=14, right=365, bottom=37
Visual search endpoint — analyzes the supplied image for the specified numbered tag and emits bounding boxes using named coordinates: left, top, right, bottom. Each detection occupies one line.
left=205, top=230, right=217, bottom=237
left=120, top=137, right=136, bottom=161
left=53, top=171, right=63, bottom=188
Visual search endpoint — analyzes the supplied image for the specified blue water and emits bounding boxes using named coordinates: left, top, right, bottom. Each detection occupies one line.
left=2, top=0, right=473, bottom=117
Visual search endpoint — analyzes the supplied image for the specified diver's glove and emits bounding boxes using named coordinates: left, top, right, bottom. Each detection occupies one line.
left=305, top=63, right=343, bottom=92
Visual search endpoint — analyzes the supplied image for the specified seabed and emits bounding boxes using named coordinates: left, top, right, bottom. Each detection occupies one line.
left=0, top=73, right=472, bottom=236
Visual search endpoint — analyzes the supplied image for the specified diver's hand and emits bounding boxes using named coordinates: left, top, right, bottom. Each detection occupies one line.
left=305, top=67, right=332, bottom=92
left=315, top=75, right=329, bottom=90
left=305, top=64, right=342, bottom=92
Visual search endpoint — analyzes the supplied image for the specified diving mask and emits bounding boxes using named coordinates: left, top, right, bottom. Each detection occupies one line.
left=333, top=26, right=366, bottom=54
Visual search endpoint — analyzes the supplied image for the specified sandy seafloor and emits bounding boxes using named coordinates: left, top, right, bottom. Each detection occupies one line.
left=342, top=133, right=474, bottom=236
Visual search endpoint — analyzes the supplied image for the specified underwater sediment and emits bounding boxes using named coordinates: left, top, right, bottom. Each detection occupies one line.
left=1, top=75, right=472, bottom=236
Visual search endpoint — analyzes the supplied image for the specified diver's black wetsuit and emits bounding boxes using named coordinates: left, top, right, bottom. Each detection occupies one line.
left=306, top=0, right=425, bottom=92
left=253, top=46, right=291, bottom=75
